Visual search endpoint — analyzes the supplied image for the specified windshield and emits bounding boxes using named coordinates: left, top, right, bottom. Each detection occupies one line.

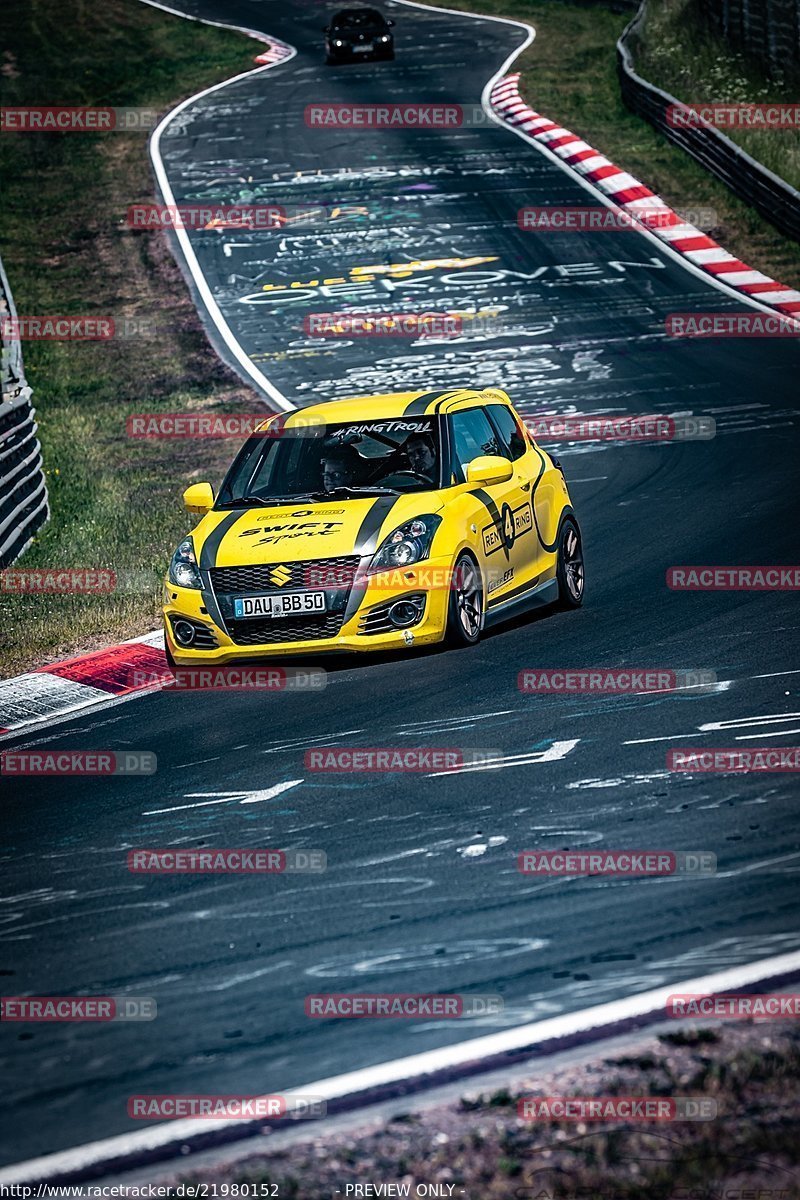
left=218, top=417, right=442, bottom=507
left=334, top=9, right=385, bottom=27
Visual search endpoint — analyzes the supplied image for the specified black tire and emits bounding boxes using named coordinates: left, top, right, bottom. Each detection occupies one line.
left=163, top=633, right=178, bottom=670
left=556, top=517, right=585, bottom=609
left=444, top=552, right=484, bottom=647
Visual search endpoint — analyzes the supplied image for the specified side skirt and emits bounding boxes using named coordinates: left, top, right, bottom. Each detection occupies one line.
left=483, top=577, right=559, bottom=628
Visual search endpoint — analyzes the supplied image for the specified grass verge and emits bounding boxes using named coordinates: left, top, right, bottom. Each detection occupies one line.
left=163, top=1020, right=800, bottom=1196
left=635, top=0, right=800, bottom=193
left=426, top=0, right=800, bottom=290
left=0, top=0, right=264, bottom=678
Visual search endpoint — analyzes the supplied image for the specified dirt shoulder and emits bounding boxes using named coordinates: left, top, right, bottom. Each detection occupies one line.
left=158, top=1021, right=800, bottom=1198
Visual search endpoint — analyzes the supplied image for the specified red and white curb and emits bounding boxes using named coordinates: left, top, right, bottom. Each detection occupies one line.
left=254, top=39, right=294, bottom=65
left=0, top=631, right=168, bottom=738
left=491, top=74, right=800, bottom=320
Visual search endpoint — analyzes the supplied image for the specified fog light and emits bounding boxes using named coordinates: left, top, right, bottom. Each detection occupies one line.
left=173, top=619, right=196, bottom=647
left=389, top=600, right=422, bottom=628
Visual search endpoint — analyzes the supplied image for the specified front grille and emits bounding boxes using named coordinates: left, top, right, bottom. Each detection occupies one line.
left=210, top=556, right=360, bottom=594
left=228, top=613, right=345, bottom=646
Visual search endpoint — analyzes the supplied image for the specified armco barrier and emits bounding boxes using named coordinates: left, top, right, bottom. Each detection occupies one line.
left=617, top=1, right=800, bottom=244
left=0, top=256, right=49, bottom=568
left=708, top=0, right=800, bottom=81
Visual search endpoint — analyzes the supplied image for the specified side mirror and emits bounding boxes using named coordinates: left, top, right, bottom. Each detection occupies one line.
left=183, top=482, right=215, bottom=514
left=465, top=455, right=513, bottom=487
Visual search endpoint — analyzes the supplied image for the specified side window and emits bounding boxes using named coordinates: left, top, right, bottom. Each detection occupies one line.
left=449, top=409, right=502, bottom=481
left=488, top=405, right=527, bottom=461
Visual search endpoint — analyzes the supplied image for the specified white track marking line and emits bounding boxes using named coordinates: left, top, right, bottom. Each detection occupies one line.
left=142, top=780, right=302, bottom=815
left=429, top=739, right=579, bottom=776
left=4, top=948, right=800, bottom=1185
left=141, top=0, right=297, bottom=410
left=736, top=728, right=800, bottom=739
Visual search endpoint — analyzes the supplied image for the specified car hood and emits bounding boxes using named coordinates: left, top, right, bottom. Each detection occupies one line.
left=191, top=494, right=445, bottom=570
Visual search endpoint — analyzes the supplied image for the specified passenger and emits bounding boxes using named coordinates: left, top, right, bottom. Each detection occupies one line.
left=321, top=445, right=361, bottom=492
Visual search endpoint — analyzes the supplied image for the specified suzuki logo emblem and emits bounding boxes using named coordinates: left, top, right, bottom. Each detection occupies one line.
left=269, top=565, right=292, bottom=587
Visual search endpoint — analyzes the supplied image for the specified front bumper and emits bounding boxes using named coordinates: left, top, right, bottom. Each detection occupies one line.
left=163, top=554, right=452, bottom=663
left=328, top=42, right=393, bottom=59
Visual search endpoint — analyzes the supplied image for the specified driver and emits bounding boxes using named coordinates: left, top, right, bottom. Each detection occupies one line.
left=321, top=444, right=361, bottom=492
left=405, top=432, right=437, bottom=483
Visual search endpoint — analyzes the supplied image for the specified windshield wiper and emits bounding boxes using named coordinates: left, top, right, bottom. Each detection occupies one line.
left=306, top=486, right=400, bottom=499
left=217, top=494, right=317, bottom=508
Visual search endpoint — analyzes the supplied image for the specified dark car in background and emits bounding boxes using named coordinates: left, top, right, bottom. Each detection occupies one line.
left=324, top=7, right=395, bottom=63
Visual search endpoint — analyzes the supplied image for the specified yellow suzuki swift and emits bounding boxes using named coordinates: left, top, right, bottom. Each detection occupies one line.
left=163, top=388, right=584, bottom=664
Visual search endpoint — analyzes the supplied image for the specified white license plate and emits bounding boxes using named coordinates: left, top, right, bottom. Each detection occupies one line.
left=353, top=44, right=372, bottom=52
left=233, top=592, right=327, bottom=619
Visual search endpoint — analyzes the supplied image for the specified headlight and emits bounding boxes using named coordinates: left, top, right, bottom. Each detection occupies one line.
left=333, top=38, right=344, bottom=45
left=380, top=34, right=390, bottom=41
left=367, top=515, right=441, bottom=574
left=168, top=538, right=202, bottom=590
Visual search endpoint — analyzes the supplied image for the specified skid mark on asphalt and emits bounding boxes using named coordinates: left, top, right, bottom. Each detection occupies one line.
left=305, top=937, right=549, bottom=979
left=458, top=836, right=509, bottom=857
left=566, top=771, right=671, bottom=790
left=651, top=932, right=800, bottom=972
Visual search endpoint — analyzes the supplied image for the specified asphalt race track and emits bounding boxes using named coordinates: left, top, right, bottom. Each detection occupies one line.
left=2, top=0, right=800, bottom=1170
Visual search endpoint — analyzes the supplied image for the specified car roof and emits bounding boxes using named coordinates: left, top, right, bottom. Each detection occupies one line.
left=257, top=389, right=512, bottom=431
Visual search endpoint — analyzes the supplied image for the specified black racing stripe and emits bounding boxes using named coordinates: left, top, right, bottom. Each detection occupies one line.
left=433, top=390, right=464, bottom=413
left=529, top=445, right=559, bottom=552
left=343, top=496, right=403, bottom=624
left=470, top=486, right=511, bottom=561
left=354, top=495, right=401, bottom=555
left=198, top=511, right=241, bottom=631
left=199, top=511, right=241, bottom=571
left=487, top=574, right=541, bottom=609
left=403, top=391, right=448, bottom=416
